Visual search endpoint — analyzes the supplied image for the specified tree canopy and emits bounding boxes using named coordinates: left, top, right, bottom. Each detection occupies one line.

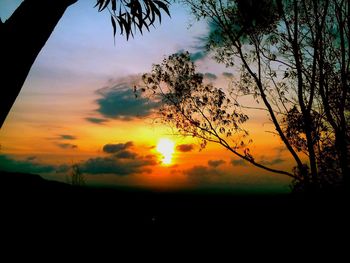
left=141, top=0, right=349, bottom=192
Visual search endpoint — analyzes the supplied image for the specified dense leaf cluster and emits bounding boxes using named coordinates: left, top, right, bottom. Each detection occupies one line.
left=95, top=0, right=170, bottom=40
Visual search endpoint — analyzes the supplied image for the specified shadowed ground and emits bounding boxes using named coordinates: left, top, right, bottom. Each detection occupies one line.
left=0, top=170, right=347, bottom=252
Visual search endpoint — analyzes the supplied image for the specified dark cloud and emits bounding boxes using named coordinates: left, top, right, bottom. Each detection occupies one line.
left=80, top=154, right=157, bottom=176
left=203, top=72, right=217, bottom=80
left=78, top=141, right=157, bottom=176
left=274, top=146, right=287, bottom=155
left=57, top=143, right=78, bottom=149
left=0, top=154, right=55, bottom=174
left=56, top=164, right=70, bottom=173
left=95, top=83, right=159, bottom=121
left=176, top=49, right=208, bottom=62
left=260, top=158, right=285, bottom=166
left=115, top=150, right=137, bottom=159
left=60, top=134, right=76, bottom=140
left=190, top=51, right=207, bottom=62
left=183, top=164, right=290, bottom=193
left=208, top=159, right=225, bottom=168
left=176, top=144, right=194, bottom=152
left=184, top=165, right=229, bottom=183
left=26, top=156, right=37, bottom=161
left=186, top=165, right=209, bottom=177
left=222, top=72, right=234, bottom=78
left=85, top=117, right=109, bottom=124
left=103, top=141, right=133, bottom=154
left=231, top=159, right=248, bottom=167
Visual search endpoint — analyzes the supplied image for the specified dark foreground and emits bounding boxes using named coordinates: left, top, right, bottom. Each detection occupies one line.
left=0, top=171, right=347, bottom=253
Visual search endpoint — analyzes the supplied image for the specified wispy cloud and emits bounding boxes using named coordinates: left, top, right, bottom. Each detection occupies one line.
left=208, top=159, right=225, bottom=168
left=260, top=157, right=285, bottom=166
left=190, top=51, right=207, bottom=62
left=85, top=117, right=109, bottom=124
left=231, top=159, right=248, bottom=167
left=57, top=143, right=78, bottom=149
left=222, top=72, right=234, bottom=78
left=59, top=134, right=77, bottom=140
left=203, top=72, right=217, bottom=80
left=176, top=49, right=208, bottom=62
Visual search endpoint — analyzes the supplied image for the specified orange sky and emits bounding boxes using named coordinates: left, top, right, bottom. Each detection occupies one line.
left=0, top=1, right=294, bottom=193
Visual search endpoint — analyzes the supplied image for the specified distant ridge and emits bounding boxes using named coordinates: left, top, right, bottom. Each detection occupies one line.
left=0, top=170, right=73, bottom=192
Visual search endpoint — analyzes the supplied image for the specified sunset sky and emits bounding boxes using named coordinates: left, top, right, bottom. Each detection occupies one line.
left=0, top=0, right=294, bottom=193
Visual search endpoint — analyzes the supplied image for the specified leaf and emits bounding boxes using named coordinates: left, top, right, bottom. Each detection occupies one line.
left=111, top=16, right=117, bottom=37
left=117, top=16, right=124, bottom=35
left=102, top=0, right=111, bottom=11
left=154, top=0, right=171, bottom=17
left=149, top=1, right=161, bottom=23
left=94, top=0, right=103, bottom=10
left=94, top=0, right=110, bottom=12
left=111, top=0, right=116, bottom=12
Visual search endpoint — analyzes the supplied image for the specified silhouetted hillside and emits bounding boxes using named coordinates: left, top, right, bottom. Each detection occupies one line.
left=0, top=170, right=347, bottom=250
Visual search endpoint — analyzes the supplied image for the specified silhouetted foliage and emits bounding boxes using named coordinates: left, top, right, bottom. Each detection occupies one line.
left=95, top=0, right=170, bottom=40
left=144, top=0, right=349, bottom=193
left=141, top=52, right=296, bottom=178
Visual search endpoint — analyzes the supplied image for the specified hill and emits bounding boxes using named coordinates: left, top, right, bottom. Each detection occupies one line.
left=0, top=170, right=347, bottom=248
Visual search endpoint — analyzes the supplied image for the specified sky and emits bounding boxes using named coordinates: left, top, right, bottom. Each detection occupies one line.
left=0, top=0, right=294, bottom=193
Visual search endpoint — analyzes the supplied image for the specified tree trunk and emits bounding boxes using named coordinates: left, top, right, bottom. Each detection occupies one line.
left=0, top=0, right=78, bottom=128
left=336, top=127, right=349, bottom=191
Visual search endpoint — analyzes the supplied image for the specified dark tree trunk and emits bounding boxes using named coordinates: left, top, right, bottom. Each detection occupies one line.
left=0, top=0, right=78, bottom=128
left=336, top=127, right=349, bottom=191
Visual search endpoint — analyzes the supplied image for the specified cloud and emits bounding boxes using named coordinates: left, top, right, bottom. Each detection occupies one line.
left=184, top=165, right=229, bottom=184
left=57, top=143, right=78, bottom=149
left=95, top=82, right=159, bottom=121
left=260, top=157, right=285, bottom=166
left=176, top=49, right=208, bottom=62
left=78, top=141, right=156, bottom=176
left=26, top=156, right=37, bottom=161
left=222, top=72, right=234, bottom=78
left=176, top=144, right=194, bottom=152
left=0, top=154, right=55, bottom=174
left=190, top=51, right=207, bottom=62
left=208, top=159, right=225, bottom=168
left=274, top=146, right=287, bottom=155
left=231, top=159, right=248, bottom=167
left=49, top=134, right=78, bottom=150
left=85, top=117, right=109, bottom=124
left=80, top=154, right=157, bottom=176
left=115, top=150, right=137, bottom=159
left=59, top=134, right=76, bottom=140
left=203, top=72, right=217, bottom=80
left=56, top=164, right=70, bottom=173
left=103, top=141, right=133, bottom=154
left=186, top=165, right=210, bottom=178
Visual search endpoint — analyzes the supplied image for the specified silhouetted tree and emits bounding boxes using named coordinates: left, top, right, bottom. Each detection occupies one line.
left=142, top=0, right=349, bottom=192
left=70, top=164, right=85, bottom=186
left=142, top=52, right=297, bottom=179
left=0, top=0, right=170, bottom=128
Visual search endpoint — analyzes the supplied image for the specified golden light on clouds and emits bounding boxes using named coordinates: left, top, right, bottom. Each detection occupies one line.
left=156, top=138, right=175, bottom=165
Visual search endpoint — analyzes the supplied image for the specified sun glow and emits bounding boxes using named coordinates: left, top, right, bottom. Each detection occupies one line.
left=156, top=138, right=175, bottom=165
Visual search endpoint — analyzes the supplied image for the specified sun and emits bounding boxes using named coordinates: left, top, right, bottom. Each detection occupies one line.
left=156, top=138, right=175, bottom=165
